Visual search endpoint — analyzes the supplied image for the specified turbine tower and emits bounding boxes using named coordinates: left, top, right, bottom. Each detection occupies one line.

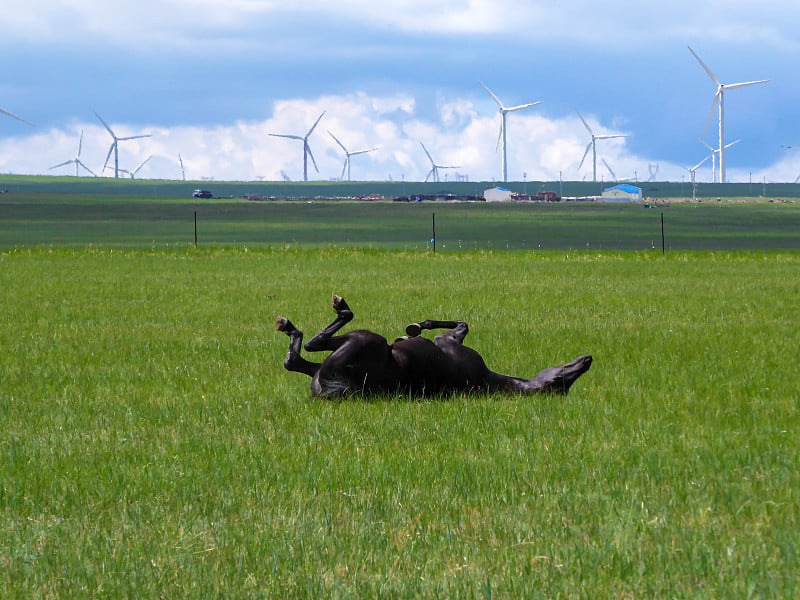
left=94, top=111, right=151, bottom=178
left=269, top=110, right=326, bottom=182
left=420, top=142, right=459, bottom=183
left=328, top=131, right=377, bottom=181
left=1, top=107, right=33, bottom=126
left=688, top=46, right=768, bottom=184
left=480, top=82, right=541, bottom=182
left=49, top=130, right=96, bottom=177
left=577, top=112, right=629, bottom=182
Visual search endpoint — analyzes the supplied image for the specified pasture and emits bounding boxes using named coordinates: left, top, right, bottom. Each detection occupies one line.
left=2, top=193, right=800, bottom=250
left=1, top=246, right=797, bottom=597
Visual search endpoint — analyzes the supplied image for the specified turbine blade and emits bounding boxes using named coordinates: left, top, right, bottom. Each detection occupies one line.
left=724, top=138, right=741, bottom=149
left=495, top=125, right=503, bottom=153
left=49, top=160, right=74, bottom=169
left=77, top=130, right=84, bottom=157
left=340, top=158, right=348, bottom=180
left=577, top=142, right=592, bottom=172
left=103, top=143, right=115, bottom=171
left=690, top=155, right=710, bottom=171
left=479, top=81, right=504, bottom=108
left=704, top=94, right=720, bottom=135
left=0, top=107, right=33, bottom=126
left=697, top=137, right=715, bottom=152
left=328, top=131, right=347, bottom=153
left=602, top=158, right=616, bottom=180
left=269, top=133, right=303, bottom=141
left=306, top=142, right=319, bottom=173
left=76, top=160, right=97, bottom=177
left=576, top=112, right=593, bottom=135
left=596, top=134, right=629, bottom=140
left=118, top=134, right=151, bottom=141
left=133, top=155, right=152, bottom=173
left=688, top=46, right=720, bottom=85
left=306, top=110, right=326, bottom=138
left=506, top=101, right=542, bottom=112
left=349, top=149, right=372, bottom=157
left=94, top=111, right=115, bottom=137
left=420, top=141, right=435, bottom=165
left=725, top=79, right=769, bottom=91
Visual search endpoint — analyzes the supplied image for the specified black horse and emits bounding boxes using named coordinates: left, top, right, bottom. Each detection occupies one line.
left=276, top=295, right=592, bottom=398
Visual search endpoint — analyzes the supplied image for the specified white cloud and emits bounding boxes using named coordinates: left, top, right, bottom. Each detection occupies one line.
left=7, top=90, right=797, bottom=184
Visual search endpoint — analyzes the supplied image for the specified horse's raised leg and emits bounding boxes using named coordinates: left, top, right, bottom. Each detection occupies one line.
left=275, top=316, right=320, bottom=377
left=405, top=320, right=468, bottom=344
left=303, top=294, right=355, bottom=352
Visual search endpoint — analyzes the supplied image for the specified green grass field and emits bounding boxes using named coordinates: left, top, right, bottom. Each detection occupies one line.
left=2, top=194, right=800, bottom=250
left=1, top=247, right=797, bottom=597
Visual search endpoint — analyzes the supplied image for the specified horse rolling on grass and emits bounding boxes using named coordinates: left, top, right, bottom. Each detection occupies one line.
left=276, top=294, right=592, bottom=399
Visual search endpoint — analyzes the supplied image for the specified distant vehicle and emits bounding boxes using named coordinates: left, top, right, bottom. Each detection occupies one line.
left=193, top=189, right=213, bottom=199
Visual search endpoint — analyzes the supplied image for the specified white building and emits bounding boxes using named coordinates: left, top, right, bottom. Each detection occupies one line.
left=484, top=186, right=513, bottom=202
left=602, top=183, right=642, bottom=202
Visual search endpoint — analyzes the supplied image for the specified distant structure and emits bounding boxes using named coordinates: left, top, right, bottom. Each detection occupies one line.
left=49, top=130, right=96, bottom=177
left=328, top=131, right=377, bottom=181
left=688, top=46, right=768, bottom=184
left=602, top=183, right=642, bottom=202
left=115, top=156, right=151, bottom=179
left=484, top=186, right=513, bottom=202
left=577, top=112, right=629, bottom=183
left=178, top=154, right=186, bottom=180
left=269, top=110, right=326, bottom=182
left=480, top=82, right=541, bottom=183
left=420, top=142, right=459, bottom=183
left=94, top=111, right=151, bottom=179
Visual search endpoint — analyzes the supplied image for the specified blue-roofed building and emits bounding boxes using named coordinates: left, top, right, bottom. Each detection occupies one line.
left=601, top=183, right=642, bottom=202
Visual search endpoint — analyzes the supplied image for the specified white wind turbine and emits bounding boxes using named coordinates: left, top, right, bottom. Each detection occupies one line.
left=328, top=131, right=377, bottom=181
left=420, top=142, right=459, bottom=183
left=269, top=110, right=326, bottom=182
left=49, top=130, right=96, bottom=177
left=577, top=112, right=629, bottom=182
left=480, top=82, right=541, bottom=182
left=116, top=155, right=152, bottom=179
left=179, top=154, right=186, bottom=181
left=687, top=155, right=711, bottom=201
left=688, top=46, right=768, bottom=184
left=698, top=138, right=740, bottom=183
left=94, top=111, right=151, bottom=179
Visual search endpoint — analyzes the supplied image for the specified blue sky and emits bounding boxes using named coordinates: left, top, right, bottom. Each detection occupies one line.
left=2, top=1, right=799, bottom=183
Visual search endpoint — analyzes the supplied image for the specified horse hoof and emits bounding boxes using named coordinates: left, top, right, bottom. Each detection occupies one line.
left=405, top=323, right=422, bottom=337
left=275, top=316, right=292, bottom=332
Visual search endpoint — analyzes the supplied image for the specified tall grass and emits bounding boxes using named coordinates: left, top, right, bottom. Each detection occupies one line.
left=1, top=247, right=797, bottom=597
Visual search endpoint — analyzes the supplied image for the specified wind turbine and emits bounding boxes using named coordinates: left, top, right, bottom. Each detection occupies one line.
left=420, top=142, right=459, bottom=183
left=577, top=112, right=629, bottom=182
left=687, top=155, right=711, bottom=201
left=1, top=107, right=33, bottom=126
left=49, top=130, right=96, bottom=177
left=178, top=154, right=186, bottom=180
left=94, top=111, right=151, bottom=179
left=698, top=138, right=740, bottom=183
left=328, top=131, right=377, bottom=181
left=688, top=46, right=768, bottom=184
left=116, top=156, right=152, bottom=179
left=480, top=82, right=541, bottom=182
left=269, top=110, right=326, bottom=182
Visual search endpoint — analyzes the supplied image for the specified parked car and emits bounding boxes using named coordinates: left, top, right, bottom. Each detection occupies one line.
left=193, top=189, right=213, bottom=199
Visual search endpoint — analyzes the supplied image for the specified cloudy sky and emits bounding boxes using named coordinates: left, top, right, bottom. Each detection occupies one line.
left=2, top=1, right=799, bottom=184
